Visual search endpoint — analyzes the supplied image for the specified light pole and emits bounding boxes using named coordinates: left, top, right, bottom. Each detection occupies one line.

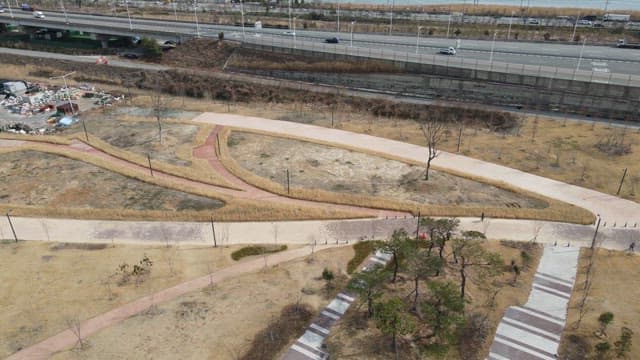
left=389, top=0, right=394, bottom=35
left=489, top=30, right=497, bottom=69
left=446, top=11, right=452, bottom=38
left=240, top=0, right=245, bottom=40
left=574, top=37, right=587, bottom=80
left=288, top=0, right=292, bottom=30
left=7, top=0, right=14, bottom=19
left=125, top=0, right=133, bottom=30
left=350, top=20, right=355, bottom=47
left=571, top=11, right=580, bottom=42
left=507, top=10, right=514, bottom=40
left=604, top=0, right=609, bottom=13
left=293, top=16, right=297, bottom=48
left=337, top=1, right=340, bottom=34
left=193, top=1, right=200, bottom=38
left=415, top=25, right=423, bottom=54
left=60, top=0, right=69, bottom=24
left=173, top=2, right=177, bottom=21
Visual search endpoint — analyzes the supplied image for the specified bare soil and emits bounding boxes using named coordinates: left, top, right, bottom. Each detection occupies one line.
left=227, top=131, right=547, bottom=209
left=0, top=150, right=224, bottom=211
left=48, top=246, right=354, bottom=360
left=559, top=249, right=640, bottom=359
left=0, top=240, right=247, bottom=358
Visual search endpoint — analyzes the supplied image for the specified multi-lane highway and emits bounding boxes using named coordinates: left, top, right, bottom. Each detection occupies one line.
left=2, top=10, right=639, bottom=79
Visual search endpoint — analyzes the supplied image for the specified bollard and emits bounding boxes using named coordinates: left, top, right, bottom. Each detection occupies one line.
left=614, top=222, right=616, bottom=227
left=625, top=222, right=627, bottom=227
left=603, top=222, right=606, bottom=227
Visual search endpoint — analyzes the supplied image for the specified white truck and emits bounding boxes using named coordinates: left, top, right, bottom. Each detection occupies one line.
left=616, top=39, right=640, bottom=49
left=603, top=13, right=631, bottom=22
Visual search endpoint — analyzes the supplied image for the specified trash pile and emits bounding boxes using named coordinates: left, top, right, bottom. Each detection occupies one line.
left=0, top=81, right=124, bottom=135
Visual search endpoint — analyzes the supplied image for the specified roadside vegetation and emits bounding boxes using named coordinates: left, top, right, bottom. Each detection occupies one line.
left=231, top=244, right=288, bottom=261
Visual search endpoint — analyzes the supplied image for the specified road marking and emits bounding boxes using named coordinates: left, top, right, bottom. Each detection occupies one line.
left=291, top=344, right=324, bottom=360
left=321, top=310, right=340, bottom=320
left=310, top=323, right=330, bottom=335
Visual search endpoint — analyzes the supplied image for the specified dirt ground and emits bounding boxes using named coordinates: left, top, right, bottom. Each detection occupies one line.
left=0, top=150, right=223, bottom=211
left=73, top=106, right=202, bottom=167
left=325, top=240, right=542, bottom=360
left=559, top=249, right=640, bottom=359
left=0, top=240, right=259, bottom=358
left=48, top=245, right=354, bottom=360
left=227, top=131, right=547, bottom=209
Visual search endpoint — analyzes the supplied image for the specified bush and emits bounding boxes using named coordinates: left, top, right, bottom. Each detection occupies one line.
left=322, top=267, right=335, bottom=281
left=231, top=245, right=287, bottom=261
left=140, top=37, right=162, bottom=60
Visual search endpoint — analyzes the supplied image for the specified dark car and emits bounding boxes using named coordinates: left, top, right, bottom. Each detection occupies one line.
left=325, top=37, right=339, bottom=44
left=119, top=52, right=140, bottom=59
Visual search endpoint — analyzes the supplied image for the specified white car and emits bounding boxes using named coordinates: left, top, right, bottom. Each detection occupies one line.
left=439, top=47, right=456, bottom=55
left=282, top=31, right=296, bottom=36
left=577, top=19, right=593, bottom=26
left=33, top=11, right=45, bottom=18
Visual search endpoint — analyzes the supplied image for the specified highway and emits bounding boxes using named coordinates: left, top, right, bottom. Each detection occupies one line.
left=1, top=10, right=640, bottom=79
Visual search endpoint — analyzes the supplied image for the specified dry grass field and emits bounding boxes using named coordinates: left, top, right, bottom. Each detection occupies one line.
left=0, top=240, right=254, bottom=358
left=0, top=150, right=224, bottom=212
left=559, top=249, right=640, bottom=359
left=47, top=245, right=353, bottom=360
left=325, top=240, right=542, bottom=360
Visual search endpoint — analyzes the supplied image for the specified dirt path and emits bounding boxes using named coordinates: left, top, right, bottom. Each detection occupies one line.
left=6, top=244, right=341, bottom=360
left=0, top=135, right=407, bottom=218
left=192, top=113, right=640, bottom=226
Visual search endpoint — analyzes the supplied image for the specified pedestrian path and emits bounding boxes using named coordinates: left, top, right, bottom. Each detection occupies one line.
left=488, top=245, right=580, bottom=360
left=281, top=250, right=393, bottom=360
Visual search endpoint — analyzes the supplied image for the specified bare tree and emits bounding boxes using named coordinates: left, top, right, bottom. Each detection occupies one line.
left=419, top=118, right=446, bottom=181
left=66, top=316, right=85, bottom=349
left=151, top=80, right=168, bottom=145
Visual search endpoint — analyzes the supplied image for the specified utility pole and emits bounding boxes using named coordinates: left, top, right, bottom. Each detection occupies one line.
left=286, top=168, right=290, bottom=194
left=194, top=1, right=200, bottom=38
left=211, top=217, right=217, bottom=247
left=125, top=0, right=133, bottom=30
left=489, top=31, right=497, bottom=69
left=571, top=11, right=580, bottom=42
left=389, top=0, right=394, bottom=35
left=81, top=118, right=89, bottom=142
left=573, top=37, right=587, bottom=80
left=415, top=25, right=423, bottom=54
left=415, top=211, right=421, bottom=239
left=147, top=153, right=154, bottom=176
left=507, top=11, right=514, bottom=40
left=6, top=211, right=18, bottom=242
left=60, top=0, right=69, bottom=24
left=616, top=168, right=628, bottom=195
left=240, top=0, right=245, bottom=41
left=591, top=215, right=601, bottom=249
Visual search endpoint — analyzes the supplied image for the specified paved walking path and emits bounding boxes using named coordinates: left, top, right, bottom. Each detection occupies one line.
left=488, top=245, right=581, bottom=360
left=7, top=244, right=341, bottom=360
left=192, top=113, right=640, bottom=225
left=281, top=249, right=393, bottom=360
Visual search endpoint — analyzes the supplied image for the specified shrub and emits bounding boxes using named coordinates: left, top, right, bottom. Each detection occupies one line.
left=322, top=267, right=335, bottom=281
left=140, top=37, right=162, bottom=60
left=231, top=245, right=287, bottom=261
left=348, top=241, right=382, bottom=274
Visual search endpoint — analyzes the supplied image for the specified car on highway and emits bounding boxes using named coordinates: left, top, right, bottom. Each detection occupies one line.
left=282, top=31, right=296, bottom=36
left=439, top=46, right=456, bottom=55
left=527, top=18, right=540, bottom=25
left=0, top=8, right=5, bottom=13
left=577, top=19, right=593, bottom=26
left=118, top=52, right=140, bottom=59
left=33, top=11, right=45, bottom=18
left=325, top=37, right=339, bottom=44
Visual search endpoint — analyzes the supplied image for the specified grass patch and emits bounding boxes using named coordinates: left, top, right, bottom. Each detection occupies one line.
left=348, top=241, right=383, bottom=274
left=231, top=245, right=288, bottom=261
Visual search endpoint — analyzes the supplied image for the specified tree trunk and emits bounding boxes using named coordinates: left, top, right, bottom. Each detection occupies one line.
left=413, top=277, right=419, bottom=308
left=456, top=126, right=463, bottom=152
left=367, top=293, right=373, bottom=318
left=460, top=264, right=467, bottom=299
left=424, top=158, right=432, bottom=180
left=392, top=254, right=399, bottom=282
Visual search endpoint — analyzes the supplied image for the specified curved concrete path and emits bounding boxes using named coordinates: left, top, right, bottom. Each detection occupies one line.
left=192, top=113, right=640, bottom=226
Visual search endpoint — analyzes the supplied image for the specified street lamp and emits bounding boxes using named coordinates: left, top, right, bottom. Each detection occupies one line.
left=574, top=37, right=587, bottom=80
left=350, top=20, right=355, bottom=47
left=240, top=0, right=245, bottom=41
left=7, top=0, right=14, bottom=19
left=173, top=2, right=177, bottom=21
left=389, top=0, right=394, bottom=35
left=60, top=0, right=69, bottom=24
left=507, top=10, right=514, bottom=40
left=337, top=1, right=340, bottom=34
left=446, top=11, right=452, bottom=38
left=193, top=1, right=200, bottom=38
left=571, top=11, right=580, bottom=42
left=415, top=25, right=423, bottom=54
left=293, top=16, right=297, bottom=48
left=489, top=30, right=497, bottom=69
left=125, top=0, right=133, bottom=30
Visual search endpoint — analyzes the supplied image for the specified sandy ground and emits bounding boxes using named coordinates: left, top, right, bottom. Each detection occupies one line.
left=0, top=150, right=224, bottom=211
left=560, top=249, right=640, bottom=359
left=48, top=246, right=354, bottom=360
left=325, top=240, right=542, bottom=359
left=228, top=131, right=547, bottom=208
left=0, top=240, right=259, bottom=358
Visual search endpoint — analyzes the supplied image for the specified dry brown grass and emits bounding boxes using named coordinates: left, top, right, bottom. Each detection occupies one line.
left=0, top=240, right=245, bottom=358
left=0, top=145, right=368, bottom=222
left=560, top=249, right=640, bottom=359
left=218, top=127, right=594, bottom=224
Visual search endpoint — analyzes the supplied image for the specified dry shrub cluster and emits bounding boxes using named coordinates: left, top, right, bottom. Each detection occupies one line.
left=240, top=303, right=314, bottom=360
left=161, top=39, right=238, bottom=69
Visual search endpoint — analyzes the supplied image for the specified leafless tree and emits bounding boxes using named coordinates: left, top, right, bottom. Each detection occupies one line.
left=419, top=118, right=446, bottom=181
left=151, top=80, right=168, bottom=145
left=66, top=316, right=85, bottom=349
